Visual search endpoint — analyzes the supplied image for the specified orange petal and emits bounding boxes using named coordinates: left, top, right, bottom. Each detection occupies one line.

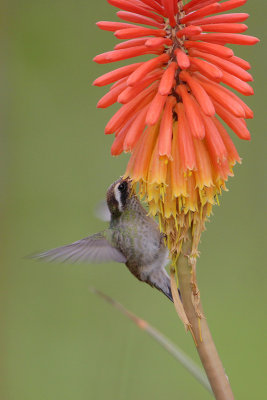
left=184, top=40, right=233, bottom=58
left=213, top=100, right=251, bottom=140
left=139, top=0, right=165, bottom=15
left=145, top=37, right=172, bottom=48
left=105, top=83, right=157, bottom=134
left=189, top=56, right=222, bottom=81
left=97, top=80, right=127, bottom=108
left=212, top=0, right=247, bottom=13
left=175, top=49, right=190, bottom=69
left=114, top=27, right=166, bottom=39
left=183, top=0, right=207, bottom=12
left=93, top=45, right=159, bottom=64
left=190, top=33, right=259, bottom=46
left=177, top=85, right=205, bottom=140
left=176, top=25, right=202, bottom=38
left=189, top=12, right=249, bottom=25
left=185, top=0, right=218, bottom=13
left=199, top=23, right=248, bottom=33
left=158, top=96, right=176, bottom=158
left=220, top=70, right=254, bottom=95
left=184, top=173, right=198, bottom=213
left=179, top=71, right=215, bottom=116
left=123, top=105, right=149, bottom=151
left=201, top=113, right=228, bottom=162
left=193, top=74, right=246, bottom=117
left=107, top=0, right=165, bottom=24
left=118, top=69, right=162, bottom=103
left=93, top=62, right=143, bottom=86
left=111, top=120, right=132, bottom=155
left=158, top=62, right=177, bottom=95
left=228, top=55, right=251, bottom=70
left=116, top=10, right=164, bottom=28
left=161, top=0, right=176, bottom=27
left=146, top=92, right=167, bottom=126
left=148, top=135, right=168, bottom=185
left=188, top=49, right=253, bottom=81
left=127, top=53, right=169, bottom=86
left=164, top=165, right=177, bottom=218
left=176, top=103, right=197, bottom=171
left=130, top=123, right=159, bottom=181
left=192, top=137, right=214, bottom=188
left=96, top=21, right=140, bottom=31
left=180, top=3, right=222, bottom=24
left=193, top=73, right=253, bottom=118
left=212, top=117, right=241, bottom=164
left=114, top=38, right=149, bottom=50
left=171, top=122, right=187, bottom=197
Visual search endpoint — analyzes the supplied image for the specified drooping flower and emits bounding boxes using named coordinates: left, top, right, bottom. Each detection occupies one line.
left=93, top=0, right=258, bottom=260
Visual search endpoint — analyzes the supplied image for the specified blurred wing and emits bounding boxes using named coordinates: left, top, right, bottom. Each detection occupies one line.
left=33, top=232, right=126, bottom=264
left=94, top=200, right=111, bottom=222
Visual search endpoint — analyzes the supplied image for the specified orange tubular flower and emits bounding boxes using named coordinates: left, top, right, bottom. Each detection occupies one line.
left=93, top=0, right=258, bottom=260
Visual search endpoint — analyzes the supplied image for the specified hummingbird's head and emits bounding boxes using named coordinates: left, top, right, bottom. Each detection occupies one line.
left=107, top=177, right=133, bottom=216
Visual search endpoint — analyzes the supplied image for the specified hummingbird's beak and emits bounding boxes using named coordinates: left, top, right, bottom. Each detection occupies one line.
left=122, top=176, right=135, bottom=197
left=121, top=175, right=132, bottom=183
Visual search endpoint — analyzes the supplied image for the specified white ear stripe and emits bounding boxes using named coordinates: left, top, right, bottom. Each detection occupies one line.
left=114, top=183, right=123, bottom=212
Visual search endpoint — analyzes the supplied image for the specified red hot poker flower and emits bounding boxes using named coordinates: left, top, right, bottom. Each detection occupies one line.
left=93, top=0, right=258, bottom=259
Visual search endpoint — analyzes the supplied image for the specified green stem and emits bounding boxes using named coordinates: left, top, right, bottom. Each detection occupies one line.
left=176, top=229, right=234, bottom=400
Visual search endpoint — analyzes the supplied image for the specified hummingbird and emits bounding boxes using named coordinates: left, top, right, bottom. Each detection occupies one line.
left=34, top=177, right=174, bottom=302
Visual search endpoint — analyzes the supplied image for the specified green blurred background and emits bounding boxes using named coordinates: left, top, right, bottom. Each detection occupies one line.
left=2, top=1, right=266, bottom=399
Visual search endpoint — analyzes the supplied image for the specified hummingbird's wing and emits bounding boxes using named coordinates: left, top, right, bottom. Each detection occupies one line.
left=32, top=232, right=126, bottom=264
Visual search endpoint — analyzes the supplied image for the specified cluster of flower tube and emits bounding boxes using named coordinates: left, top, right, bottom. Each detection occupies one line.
left=93, top=0, right=258, bottom=258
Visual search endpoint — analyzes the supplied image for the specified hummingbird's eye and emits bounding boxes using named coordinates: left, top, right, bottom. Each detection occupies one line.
left=118, top=181, right=127, bottom=192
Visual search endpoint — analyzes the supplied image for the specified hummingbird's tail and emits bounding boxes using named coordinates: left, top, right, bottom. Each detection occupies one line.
left=148, top=270, right=181, bottom=303
left=163, top=286, right=174, bottom=302
left=158, top=283, right=181, bottom=303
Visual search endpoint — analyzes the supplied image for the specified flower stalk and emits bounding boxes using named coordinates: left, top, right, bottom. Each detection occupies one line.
left=175, top=228, right=234, bottom=399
